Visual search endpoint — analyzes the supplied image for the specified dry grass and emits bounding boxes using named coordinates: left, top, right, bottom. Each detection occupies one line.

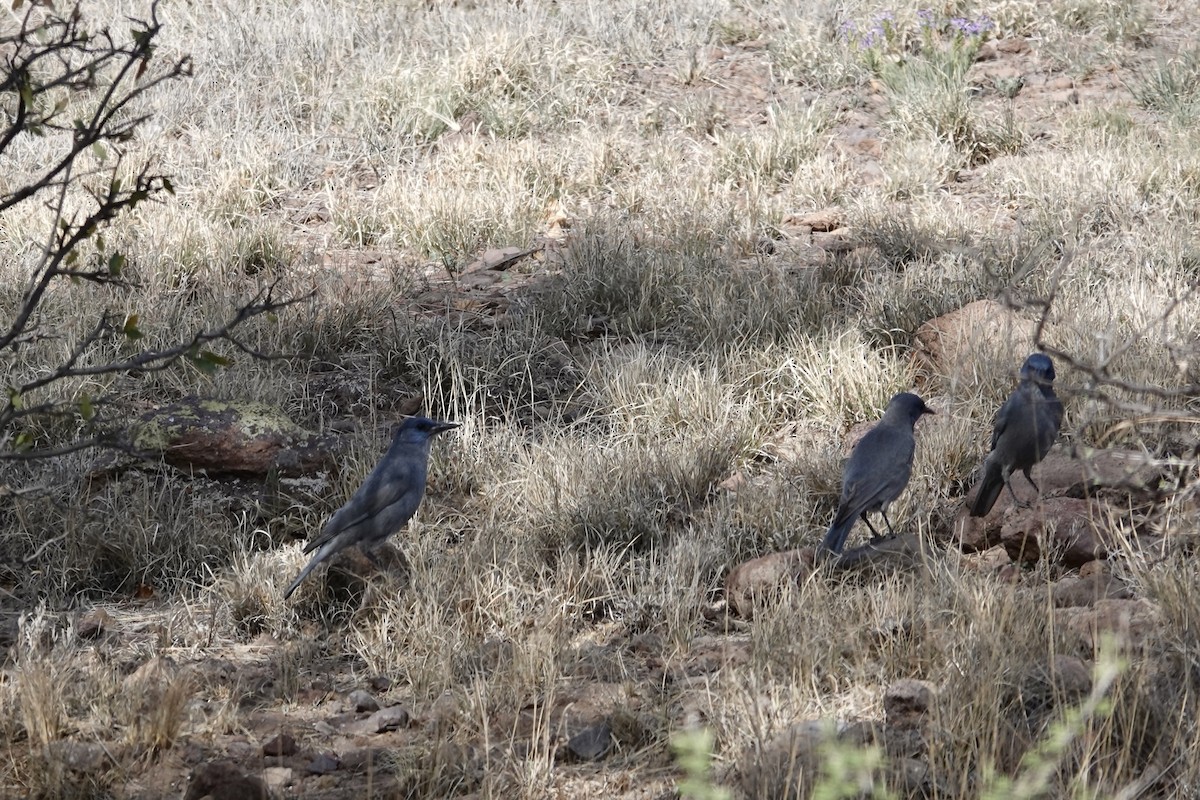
left=2, top=0, right=1200, bottom=797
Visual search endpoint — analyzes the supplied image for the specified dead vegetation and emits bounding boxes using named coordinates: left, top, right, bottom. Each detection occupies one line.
left=2, top=0, right=1200, bottom=797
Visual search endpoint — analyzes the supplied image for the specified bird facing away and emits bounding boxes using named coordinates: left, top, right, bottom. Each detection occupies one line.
left=819, top=392, right=935, bottom=558
left=284, top=416, right=458, bottom=599
left=969, top=353, right=1063, bottom=517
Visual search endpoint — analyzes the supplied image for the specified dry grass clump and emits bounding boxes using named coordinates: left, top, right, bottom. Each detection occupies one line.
left=3, top=0, right=1200, bottom=796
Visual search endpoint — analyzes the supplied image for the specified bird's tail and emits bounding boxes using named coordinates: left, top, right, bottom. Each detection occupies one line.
left=969, top=460, right=1004, bottom=517
left=819, top=515, right=855, bottom=558
left=283, top=537, right=343, bottom=599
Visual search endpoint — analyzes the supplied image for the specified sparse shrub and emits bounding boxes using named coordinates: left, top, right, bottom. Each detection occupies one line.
left=0, top=1, right=301, bottom=462
left=838, top=9, right=1025, bottom=163
left=1130, top=50, right=1200, bottom=125
left=713, top=102, right=835, bottom=189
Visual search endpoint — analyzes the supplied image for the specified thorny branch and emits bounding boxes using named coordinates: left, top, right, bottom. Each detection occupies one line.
left=0, top=1, right=308, bottom=460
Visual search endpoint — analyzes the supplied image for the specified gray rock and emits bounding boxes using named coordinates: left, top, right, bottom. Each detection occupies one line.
left=45, top=740, right=115, bottom=774
left=348, top=705, right=410, bottom=735
left=261, top=732, right=297, bottom=757
left=183, top=760, right=268, bottom=800
left=348, top=689, right=380, bottom=713
left=564, top=721, right=613, bottom=761
left=306, top=753, right=340, bottom=775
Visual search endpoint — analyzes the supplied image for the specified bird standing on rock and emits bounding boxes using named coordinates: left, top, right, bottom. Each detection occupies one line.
left=819, top=392, right=935, bottom=559
left=284, top=416, right=458, bottom=599
left=969, top=353, right=1063, bottom=517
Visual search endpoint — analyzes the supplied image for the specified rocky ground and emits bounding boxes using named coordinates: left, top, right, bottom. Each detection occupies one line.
left=5, top=0, right=1200, bottom=798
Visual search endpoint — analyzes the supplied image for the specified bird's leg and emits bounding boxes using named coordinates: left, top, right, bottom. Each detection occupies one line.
left=1003, top=472, right=1026, bottom=508
left=880, top=509, right=898, bottom=539
left=1020, top=467, right=1042, bottom=506
left=862, top=514, right=886, bottom=544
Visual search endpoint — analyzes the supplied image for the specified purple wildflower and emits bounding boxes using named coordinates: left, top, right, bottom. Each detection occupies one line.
left=917, top=9, right=935, bottom=28
left=949, top=15, right=995, bottom=37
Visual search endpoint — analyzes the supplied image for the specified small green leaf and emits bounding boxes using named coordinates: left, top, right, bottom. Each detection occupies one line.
left=92, top=141, right=107, bottom=161
left=201, top=350, right=232, bottom=368
left=108, top=252, right=125, bottom=275
left=65, top=249, right=78, bottom=265
left=189, top=349, right=231, bottom=376
left=78, top=392, right=95, bottom=421
left=7, top=387, right=22, bottom=411
left=123, top=314, right=143, bottom=339
left=14, top=432, right=33, bottom=452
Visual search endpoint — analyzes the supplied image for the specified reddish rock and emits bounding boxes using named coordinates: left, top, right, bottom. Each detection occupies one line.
left=999, top=498, right=1109, bottom=567
left=96, top=397, right=344, bottom=477
left=953, top=509, right=997, bottom=552
left=725, top=549, right=814, bottom=618
left=1035, top=448, right=1164, bottom=499
left=785, top=208, right=845, bottom=232
left=1052, top=572, right=1131, bottom=608
left=912, top=300, right=1047, bottom=381
left=1058, top=598, right=1160, bottom=654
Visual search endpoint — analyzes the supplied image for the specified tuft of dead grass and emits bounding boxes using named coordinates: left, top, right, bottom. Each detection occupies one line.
left=3, top=0, right=1200, bottom=796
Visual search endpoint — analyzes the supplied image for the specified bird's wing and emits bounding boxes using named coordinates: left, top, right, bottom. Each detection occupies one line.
left=1044, top=389, right=1065, bottom=427
left=305, top=446, right=424, bottom=551
left=988, top=389, right=1022, bottom=451
left=838, top=425, right=915, bottom=516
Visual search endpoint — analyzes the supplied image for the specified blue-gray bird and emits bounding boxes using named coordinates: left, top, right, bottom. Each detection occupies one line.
left=819, top=392, right=935, bottom=558
left=284, top=416, right=458, bottom=599
left=969, top=353, right=1063, bottom=517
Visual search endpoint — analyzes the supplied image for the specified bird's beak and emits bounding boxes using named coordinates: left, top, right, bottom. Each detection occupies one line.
left=922, top=406, right=936, bottom=416
left=431, top=420, right=460, bottom=435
